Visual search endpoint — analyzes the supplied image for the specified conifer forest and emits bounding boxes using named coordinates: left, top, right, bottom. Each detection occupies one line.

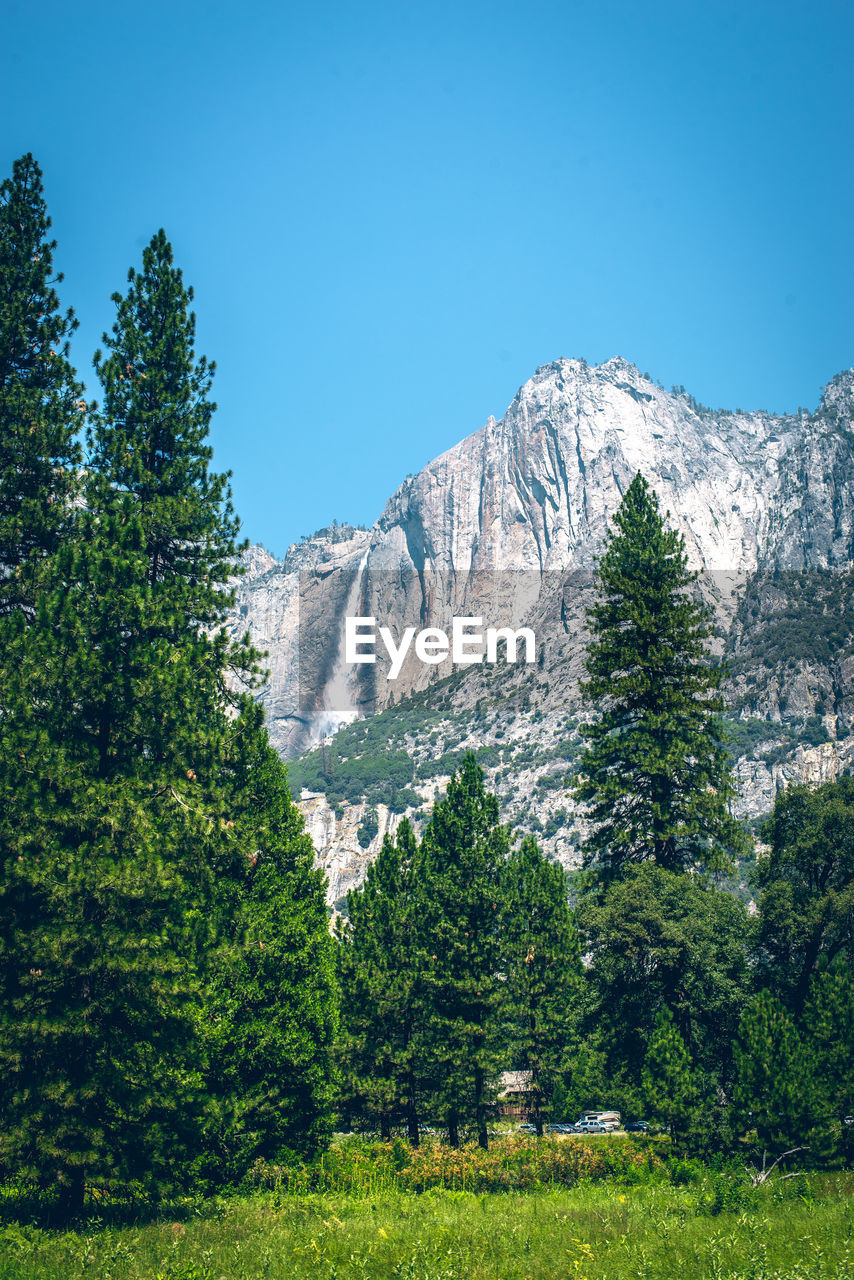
left=1, top=154, right=853, bottom=1279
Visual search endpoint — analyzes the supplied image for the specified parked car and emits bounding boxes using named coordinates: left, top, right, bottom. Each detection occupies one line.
left=517, top=1122, right=537, bottom=1133
left=625, top=1120, right=650, bottom=1133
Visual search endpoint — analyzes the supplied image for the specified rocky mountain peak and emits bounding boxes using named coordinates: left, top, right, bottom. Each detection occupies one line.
left=231, top=359, right=854, bottom=856
left=817, top=367, right=854, bottom=421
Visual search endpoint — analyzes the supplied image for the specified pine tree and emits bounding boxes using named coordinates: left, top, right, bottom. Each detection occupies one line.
left=337, top=818, right=425, bottom=1144
left=79, top=226, right=257, bottom=780
left=755, top=777, right=854, bottom=1015
left=642, top=1007, right=700, bottom=1152
left=0, top=154, right=82, bottom=619
left=0, top=229, right=264, bottom=1215
left=801, top=968, right=854, bottom=1163
left=577, top=863, right=751, bottom=1097
left=204, top=718, right=337, bottom=1181
left=420, top=753, right=509, bottom=1149
left=502, top=836, right=581, bottom=1135
left=733, top=992, right=814, bottom=1152
left=574, top=472, right=747, bottom=875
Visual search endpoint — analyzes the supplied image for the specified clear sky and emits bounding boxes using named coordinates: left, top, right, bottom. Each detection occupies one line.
left=3, top=0, right=852, bottom=556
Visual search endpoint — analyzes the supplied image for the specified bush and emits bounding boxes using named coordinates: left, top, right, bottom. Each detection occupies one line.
left=356, top=806, right=379, bottom=848
left=244, top=1135, right=669, bottom=1197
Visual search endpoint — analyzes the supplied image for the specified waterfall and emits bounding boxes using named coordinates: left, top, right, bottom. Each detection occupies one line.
left=312, top=546, right=370, bottom=743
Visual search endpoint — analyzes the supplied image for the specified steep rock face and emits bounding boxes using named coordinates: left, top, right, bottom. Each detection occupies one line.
left=373, top=361, right=854, bottom=578
left=235, top=359, right=854, bottom=740
left=228, top=528, right=370, bottom=756
left=298, top=794, right=410, bottom=909
left=733, top=737, right=854, bottom=820
left=231, top=358, right=854, bottom=877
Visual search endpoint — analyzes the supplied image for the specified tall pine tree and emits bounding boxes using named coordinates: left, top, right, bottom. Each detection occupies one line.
left=574, top=472, right=746, bottom=875
left=204, top=717, right=337, bottom=1182
left=420, top=753, right=509, bottom=1149
left=336, top=818, right=425, bottom=1144
left=502, top=836, right=581, bottom=1135
left=80, top=226, right=257, bottom=781
left=0, top=228, right=335, bottom=1215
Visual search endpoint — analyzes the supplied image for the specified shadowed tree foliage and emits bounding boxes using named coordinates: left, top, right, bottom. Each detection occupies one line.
left=733, top=991, right=816, bottom=1153
left=642, top=1006, right=700, bottom=1152
left=204, top=719, right=337, bottom=1183
left=336, top=818, right=425, bottom=1144
left=502, top=836, right=582, bottom=1135
left=420, top=753, right=510, bottom=1149
left=755, top=777, right=854, bottom=1016
left=577, top=863, right=751, bottom=1101
left=575, top=473, right=747, bottom=876
left=801, top=967, right=854, bottom=1163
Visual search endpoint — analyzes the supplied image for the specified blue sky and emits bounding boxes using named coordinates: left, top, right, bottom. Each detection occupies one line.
left=3, top=0, right=852, bottom=556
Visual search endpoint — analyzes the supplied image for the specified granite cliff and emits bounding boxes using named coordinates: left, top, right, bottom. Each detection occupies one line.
left=228, top=358, right=854, bottom=900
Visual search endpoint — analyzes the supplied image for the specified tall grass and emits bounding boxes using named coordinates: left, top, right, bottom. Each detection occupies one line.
left=1, top=1172, right=853, bottom=1280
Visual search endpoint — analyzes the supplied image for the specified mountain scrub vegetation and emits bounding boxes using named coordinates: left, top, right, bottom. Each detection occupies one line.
left=0, top=155, right=852, bottom=1280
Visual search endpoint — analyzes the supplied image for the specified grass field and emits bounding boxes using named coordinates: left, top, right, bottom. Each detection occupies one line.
left=1, top=1170, right=852, bottom=1280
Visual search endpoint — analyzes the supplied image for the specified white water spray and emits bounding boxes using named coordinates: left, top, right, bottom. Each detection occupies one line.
left=313, top=547, right=370, bottom=743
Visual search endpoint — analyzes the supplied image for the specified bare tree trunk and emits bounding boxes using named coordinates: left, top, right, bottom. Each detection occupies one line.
left=474, top=1065, right=489, bottom=1150
left=406, top=1069, right=420, bottom=1149
left=57, top=1166, right=85, bottom=1222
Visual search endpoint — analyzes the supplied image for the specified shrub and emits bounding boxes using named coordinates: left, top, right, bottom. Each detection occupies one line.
left=244, top=1135, right=668, bottom=1197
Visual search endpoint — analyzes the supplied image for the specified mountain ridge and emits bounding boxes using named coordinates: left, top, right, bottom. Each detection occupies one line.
left=228, top=357, right=854, bottom=901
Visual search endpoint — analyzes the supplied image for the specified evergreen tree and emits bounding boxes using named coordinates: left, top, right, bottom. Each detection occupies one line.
left=204, top=720, right=337, bottom=1181
left=642, top=1007, right=700, bottom=1152
left=0, top=229, right=270, bottom=1215
left=733, top=992, right=814, bottom=1152
left=0, top=154, right=82, bottom=619
left=79, top=226, right=257, bottom=780
left=801, top=968, right=854, bottom=1163
left=574, top=473, right=746, bottom=875
left=577, top=863, right=751, bottom=1099
left=420, top=753, right=509, bottom=1148
left=755, top=777, right=854, bottom=1015
left=337, top=818, right=425, bottom=1144
left=502, top=836, right=581, bottom=1135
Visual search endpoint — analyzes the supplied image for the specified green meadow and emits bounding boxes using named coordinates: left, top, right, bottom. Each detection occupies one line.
left=2, top=1160, right=852, bottom=1280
